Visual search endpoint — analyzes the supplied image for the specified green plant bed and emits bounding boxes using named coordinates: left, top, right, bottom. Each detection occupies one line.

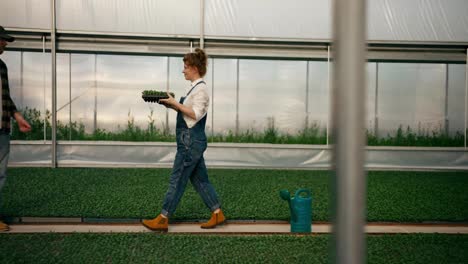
left=0, top=233, right=466, bottom=264
left=1, top=168, right=467, bottom=222
left=141, top=90, right=175, bottom=103
left=11, top=107, right=466, bottom=147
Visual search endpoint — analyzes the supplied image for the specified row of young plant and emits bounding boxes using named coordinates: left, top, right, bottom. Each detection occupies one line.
left=141, top=90, right=175, bottom=97
left=11, top=107, right=466, bottom=146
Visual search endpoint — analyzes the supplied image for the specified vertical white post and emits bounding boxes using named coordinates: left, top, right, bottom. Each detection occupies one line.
left=211, top=58, right=214, bottom=138
left=69, top=53, right=72, bottom=141
left=327, top=45, right=331, bottom=145
left=444, top=64, right=449, bottom=135
left=332, top=0, right=367, bottom=263
left=374, top=63, right=379, bottom=137
left=464, top=49, right=468, bottom=148
left=200, top=0, right=205, bottom=49
left=51, top=0, right=57, bottom=167
left=42, top=36, right=46, bottom=144
left=166, top=57, right=170, bottom=134
left=235, top=59, right=240, bottom=136
left=20, top=52, right=23, bottom=108
left=93, top=54, right=97, bottom=133
left=305, top=61, right=310, bottom=130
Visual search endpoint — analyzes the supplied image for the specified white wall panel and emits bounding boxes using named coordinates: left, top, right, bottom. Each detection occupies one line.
left=56, top=0, right=200, bottom=36
left=0, top=0, right=51, bottom=30
left=9, top=141, right=468, bottom=170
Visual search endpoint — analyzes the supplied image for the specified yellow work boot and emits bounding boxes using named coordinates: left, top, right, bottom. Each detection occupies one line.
left=0, top=221, right=9, bottom=232
left=201, top=209, right=226, bottom=229
left=142, top=214, right=168, bottom=232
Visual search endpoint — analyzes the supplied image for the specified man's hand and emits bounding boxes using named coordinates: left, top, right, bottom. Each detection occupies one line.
left=14, top=112, right=32, bottom=133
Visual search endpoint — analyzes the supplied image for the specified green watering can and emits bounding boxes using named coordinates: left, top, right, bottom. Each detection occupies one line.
left=280, top=188, right=312, bottom=233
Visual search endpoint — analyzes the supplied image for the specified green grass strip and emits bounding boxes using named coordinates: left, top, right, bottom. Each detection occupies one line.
left=0, top=233, right=466, bottom=264
left=1, top=168, right=467, bottom=222
left=12, top=107, right=466, bottom=146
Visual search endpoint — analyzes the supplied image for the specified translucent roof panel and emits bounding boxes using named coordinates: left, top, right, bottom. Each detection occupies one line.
left=206, top=0, right=468, bottom=42
left=56, top=0, right=200, bottom=36
left=368, top=0, right=468, bottom=42
left=0, top=0, right=52, bottom=30
left=205, top=0, right=331, bottom=40
left=2, top=0, right=467, bottom=42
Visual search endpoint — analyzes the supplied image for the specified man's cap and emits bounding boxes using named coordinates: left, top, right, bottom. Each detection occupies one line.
left=0, top=26, right=15, bottom=42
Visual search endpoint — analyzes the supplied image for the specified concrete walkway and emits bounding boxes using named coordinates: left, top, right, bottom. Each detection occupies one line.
left=7, top=222, right=468, bottom=234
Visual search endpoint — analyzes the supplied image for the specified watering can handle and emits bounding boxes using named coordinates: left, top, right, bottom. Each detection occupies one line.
left=295, top=188, right=311, bottom=198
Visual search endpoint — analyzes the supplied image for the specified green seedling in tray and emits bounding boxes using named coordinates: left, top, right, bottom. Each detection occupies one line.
left=142, top=90, right=175, bottom=103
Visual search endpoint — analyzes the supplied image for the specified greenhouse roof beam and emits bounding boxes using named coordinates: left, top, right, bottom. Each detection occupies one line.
left=4, top=30, right=468, bottom=63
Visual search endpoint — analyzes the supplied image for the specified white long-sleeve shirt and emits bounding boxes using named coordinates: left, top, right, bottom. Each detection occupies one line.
left=182, top=78, right=209, bottom=128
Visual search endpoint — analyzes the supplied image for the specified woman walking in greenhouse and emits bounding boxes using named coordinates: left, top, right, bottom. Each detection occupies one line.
left=142, top=48, right=225, bottom=232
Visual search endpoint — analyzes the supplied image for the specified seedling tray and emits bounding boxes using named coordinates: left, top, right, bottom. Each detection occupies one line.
left=142, top=90, right=175, bottom=103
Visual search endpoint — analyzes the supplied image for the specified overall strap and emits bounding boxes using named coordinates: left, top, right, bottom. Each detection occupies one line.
left=185, top=81, right=206, bottom=97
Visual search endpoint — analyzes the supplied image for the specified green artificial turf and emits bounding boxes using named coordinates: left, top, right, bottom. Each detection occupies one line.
left=0, top=168, right=467, bottom=222
left=0, top=233, right=466, bottom=264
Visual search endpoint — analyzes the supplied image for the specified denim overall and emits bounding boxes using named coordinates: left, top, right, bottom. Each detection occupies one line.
left=161, top=81, right=220, bottom=217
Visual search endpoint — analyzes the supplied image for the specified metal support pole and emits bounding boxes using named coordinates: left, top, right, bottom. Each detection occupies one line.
left=20, top=52, right=23, bottom=108
left=93, top=54, right=97, bottom=133
left=327, top=45, right=331, bottom=145
left=305, top=61, right=310, bottom=130
left=235, top=59, right=239, bottom=136
left=211, top=58, right=214, bottom=138
left=42, top=36, right=46, bottom=143
left=374, top=63, right=379, bottom=137
left=51, top=0, right=57, bottom=167
left=464, top=49, right=468, bottom=148
left=200, top=0, right=205, bottom=49
left=331, top=0, right=367, bottom=263
left=69, top=53, right=72, bottom=140
left=165, top=57, right=170, bottom=134
left=445, top=64, right=449, bottom=135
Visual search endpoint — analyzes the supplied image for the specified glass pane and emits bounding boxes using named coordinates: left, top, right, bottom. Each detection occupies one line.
left=1, top=51, right=22, bottom=108
left=378, top=63, right=445, bottom=138
left=97, top=55, right=168, bottom=138
left=3, top=51, right=52, bottom=141
left=367, top=62, right=377, bottom=134
left=22, top=52, right=52, bottom=140
left=307, top=61, right=328, bottom=138
left=239, top=59, right=307, bottom=134
left=70, top=54, right=96, bottom=137
left=212, top=58, right=237, bottom=135
left=168, top=56, right=188, bottom=134
left=70, top=54, right=168, bottom=140
left=204, top=58, right=214, bottom=136
left=56, top=53, right=70, bottom=140
left=447, top=64, right=466, bottom=136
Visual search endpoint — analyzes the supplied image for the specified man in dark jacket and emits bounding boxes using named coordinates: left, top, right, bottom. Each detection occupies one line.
left=0, top=26, right=31, bottom=232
